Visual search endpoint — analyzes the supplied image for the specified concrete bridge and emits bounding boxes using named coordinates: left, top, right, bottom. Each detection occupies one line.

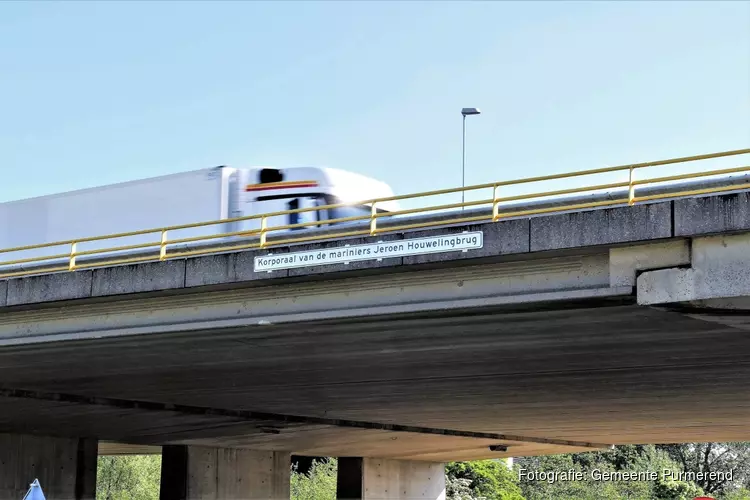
left=1, top=178, right=750, bottom=499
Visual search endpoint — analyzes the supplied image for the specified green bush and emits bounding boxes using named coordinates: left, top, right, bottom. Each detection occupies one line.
left=291, top=457, right=338, bottom=500
left=446, top=460, right=525, bottom=500
left=97, top=455, right=161, bottom=500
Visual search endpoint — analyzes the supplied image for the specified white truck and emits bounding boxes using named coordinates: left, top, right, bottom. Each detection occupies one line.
left=0, top=165, right=398, bottom=273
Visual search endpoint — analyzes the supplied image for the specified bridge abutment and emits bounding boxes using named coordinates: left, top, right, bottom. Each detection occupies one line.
left=0, top=433, right=97, bottom=499
left=160, top=445, right=290, bottom=500
left=337, top=457, right=446, bottom=500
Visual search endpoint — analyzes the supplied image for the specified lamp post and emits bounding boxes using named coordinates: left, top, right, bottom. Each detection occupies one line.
left=461, top=107, right=481, bottom=210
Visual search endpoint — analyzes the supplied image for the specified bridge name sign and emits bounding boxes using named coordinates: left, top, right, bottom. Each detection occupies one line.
left=254, top=231, right=484, bottom=272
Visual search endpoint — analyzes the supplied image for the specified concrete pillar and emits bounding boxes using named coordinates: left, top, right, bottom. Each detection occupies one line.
left=337, top=457, right=446, bottom=500
left=160, top=445, right=290, bottom=500
left=0, top=433, right=97, bottom=500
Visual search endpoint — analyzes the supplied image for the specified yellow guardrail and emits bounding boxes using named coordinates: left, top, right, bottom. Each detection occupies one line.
left=0, top=148, right=749, bottom=279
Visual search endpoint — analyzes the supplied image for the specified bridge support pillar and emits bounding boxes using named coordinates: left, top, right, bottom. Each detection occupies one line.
left=337, top=457, right=446, bottom=500
left=0, top=433, right=97, bottom=500
left=160, top=445, right=290, bottom=500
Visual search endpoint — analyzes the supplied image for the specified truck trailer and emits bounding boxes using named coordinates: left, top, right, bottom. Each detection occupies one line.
left=0, top=165, right=398, bottom=273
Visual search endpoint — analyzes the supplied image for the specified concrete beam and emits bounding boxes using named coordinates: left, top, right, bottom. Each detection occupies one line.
left=609, top=240, right=690, bottom=288
left=160, top=446, right=290, bottom=500
left=99, top=442, right=161, bottom=456
left=0, top=254, right=631, bottom=346
left=337, top=457, right=446, bottom=500
left=638, top=232, right=750, bottom=305
left=0, top=433, right=97, bottom=500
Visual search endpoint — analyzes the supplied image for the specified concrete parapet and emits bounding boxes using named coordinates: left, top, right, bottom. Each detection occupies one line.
left=674, top=191, right=750, bottom=236
left=185, top=246, right=291, bottom=287
left=92, top=260, right=186, bottom=296
left=6, top=271, right=92, bottom=306
left=530, top=202, right=671, bottom=252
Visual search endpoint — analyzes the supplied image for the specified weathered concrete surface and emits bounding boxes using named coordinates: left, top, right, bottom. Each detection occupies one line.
left=338, top=457, right=446, bottom=500
left=402, top=219, right=529, bottom=265
left=638, top=268, right=695, bottom=304
left=0, top=433, right=97, bottom=500
left=6, top=271, right=92, bottom=306
left=638, top=232, right=750, bottom=305
left=160, top=446, right=290, bottom=500
left=364, top=459, right=445, bottom=500
left=92, top=260, right=185, bottom=296
left=0, top=280, right=6, bottom=307
left=609, top=241, right=691, bottom=288
left=530, top=202, right=671, bottom=252
left=0, top=254, right=625, bottom=346
left=185, top=246, right=290, bottom=287
left=675, top=191, right=750, bottom=236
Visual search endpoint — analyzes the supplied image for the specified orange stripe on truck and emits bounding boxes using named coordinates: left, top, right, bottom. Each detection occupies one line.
left=245, top=181, right=319, bottom=192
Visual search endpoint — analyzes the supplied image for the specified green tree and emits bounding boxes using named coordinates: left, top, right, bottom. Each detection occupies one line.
left=446, top=473, right=480, bottom=500
left=97, top=455, right=161, bottom=500
left=640, top=447, right=705, bottom=500
left=446, top=460, right=525, bottom=500
left=516, top=445, right=700, bottom=500
left=658, top=442, right=750, bottom=496
left=290, top=457, right=338, bottom=500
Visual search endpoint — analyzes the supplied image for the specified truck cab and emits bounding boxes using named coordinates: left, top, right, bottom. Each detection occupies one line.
left=231, top=166, right=398, bottom=237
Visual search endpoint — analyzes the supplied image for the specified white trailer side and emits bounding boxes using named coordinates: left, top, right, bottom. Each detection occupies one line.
left=0, top=167, right=235, bottom=269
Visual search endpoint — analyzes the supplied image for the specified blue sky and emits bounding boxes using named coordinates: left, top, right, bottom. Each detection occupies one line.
left=1, top=1, right=748, bottom=207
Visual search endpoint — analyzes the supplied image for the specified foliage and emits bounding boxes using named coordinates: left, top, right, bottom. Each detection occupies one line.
left=446, top=474, right=481, bottom=500
left=446, top=460, right=525, bottom=500
left=570, top=444, right=650, bottom=471
left=290, top=457, right=338, bottom=500
left=514, top=445, right=705, bottom=500
left=658, top=442, right=750, bottom=495
left=96, top=455, right=161, bottom=500
left=517, top=452, right=644, bottom=500
left=723, top=488, right=750, bottom=500
left=637, top=446, right=705, bottom=499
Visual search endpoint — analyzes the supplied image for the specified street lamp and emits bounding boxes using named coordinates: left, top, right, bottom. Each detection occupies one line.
left=461, top=107, right=481, bottom=210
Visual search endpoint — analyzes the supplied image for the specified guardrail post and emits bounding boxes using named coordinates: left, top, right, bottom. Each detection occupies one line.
left=628, top=167, right=635, bottom=206
left=159, top=230, right=168, bottom=261
left=69, top=242, right=77, bottom=271
left=370, top=203, right=378, bottom=236
left=492, top=184, right=500, bottom=221
left=260, top=216, right=267, bottom=248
